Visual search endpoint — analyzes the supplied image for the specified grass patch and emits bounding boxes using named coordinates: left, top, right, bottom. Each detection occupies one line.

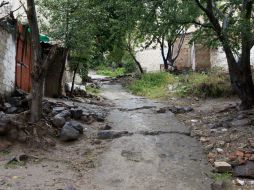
left=127, top=72, right=176, bottom=99
left=127, top=70, right=233, bottom=99
left=212, top=173, right=232, bottom=182
left=86, top=86, right=100, bottom=95
left=96, top=66, right=126, bottom=78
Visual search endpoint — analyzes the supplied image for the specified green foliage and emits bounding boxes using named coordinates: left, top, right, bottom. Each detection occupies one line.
left=96, top=66, right=126, bottom=77
left=127, top=70, right=233, bottom=99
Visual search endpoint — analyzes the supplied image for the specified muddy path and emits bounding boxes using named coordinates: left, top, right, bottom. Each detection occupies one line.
left=0, top=83, right=212, bottom=190
left=93, top=84, right=212, bottom=190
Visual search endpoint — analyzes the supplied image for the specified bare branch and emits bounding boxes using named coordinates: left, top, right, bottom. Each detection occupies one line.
left=0, top=1, right=9, bottom=8
left=173, top=31, right=186, bottom=62
left=18, top=0, right=27, bottom=14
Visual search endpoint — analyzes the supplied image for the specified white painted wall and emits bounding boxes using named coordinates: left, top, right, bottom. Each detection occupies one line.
left=210, top=47, right=254, bottom=69
left=0, top=27, right=16, bottom=95
left=136, top=49, right=163, bottom=72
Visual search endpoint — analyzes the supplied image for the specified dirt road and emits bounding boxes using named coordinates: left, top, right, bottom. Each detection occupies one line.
left=0, top=83, right=211, bottom=190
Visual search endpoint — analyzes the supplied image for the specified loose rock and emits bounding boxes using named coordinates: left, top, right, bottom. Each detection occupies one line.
left=214, top=161, right=232, bottom=173
left=233, top=161, right=254, bottom=178
left=52, top=107, right=66, bottom=115
left=230, top=118, right=251, bottom=127
left=52, top=116, right=66, bottom=128
left=68, top=120, right=84, bottom=134
left=56, top=110, right=71, bottom=119
left=70, top=108, right=83, bottom=120
left=97, top=130, right=132, bottom=140
left=60, top=123, right=80, bottom=142
left=156, top=107, right=167, bottom=113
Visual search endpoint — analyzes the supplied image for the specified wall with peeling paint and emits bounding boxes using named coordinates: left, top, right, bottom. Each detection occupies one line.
left=0, top=25, right=16, bottom=95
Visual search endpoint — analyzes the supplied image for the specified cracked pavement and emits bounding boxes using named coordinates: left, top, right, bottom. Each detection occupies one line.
left=92, top=84, right=212, bottom=190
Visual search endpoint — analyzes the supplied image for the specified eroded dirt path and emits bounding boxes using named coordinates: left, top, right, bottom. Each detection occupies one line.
left=93, top=84, right=212, bottom=190
left=0, top=83, right=212, bottom=190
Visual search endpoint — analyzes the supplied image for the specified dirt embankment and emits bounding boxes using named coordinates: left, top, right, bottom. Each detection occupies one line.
left=169, top=97, right=254, bottom=189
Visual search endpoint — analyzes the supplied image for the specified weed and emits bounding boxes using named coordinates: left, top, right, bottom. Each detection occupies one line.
left=212, top=173, right=232, bottom=182
left=0, top=150, right=10, bottom=156
left=86, top=86, right=101, bottom=95
left=5, top=161, right=26, bottom=169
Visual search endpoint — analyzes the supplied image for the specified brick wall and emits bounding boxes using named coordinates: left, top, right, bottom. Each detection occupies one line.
left=136, top=33, right=211, bottom=72
left=0, top=25, right=16, bottom=95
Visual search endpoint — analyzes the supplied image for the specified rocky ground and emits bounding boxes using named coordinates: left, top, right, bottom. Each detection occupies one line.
left=0, top=86, right=112, bottom=189
left=167, top=96, right=254, bottom=190
left=1, top=74, right=254, bottom=190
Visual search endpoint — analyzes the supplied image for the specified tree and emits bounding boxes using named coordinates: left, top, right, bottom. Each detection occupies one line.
left=138, top=0, right=198, bottom=71
left=26, top=0, right=57, bottom=122
left=194, top=0, right=254, bottom=109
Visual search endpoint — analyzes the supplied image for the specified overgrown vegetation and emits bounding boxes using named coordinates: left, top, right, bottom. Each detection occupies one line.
left=127, top=72, right=176, bottom=99
left=96, top=66, right=126, bottom=77
left=127, top=70, right=233, bottom=99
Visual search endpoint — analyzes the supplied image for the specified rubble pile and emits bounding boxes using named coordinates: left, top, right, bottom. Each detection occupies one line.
left=174, top=99, right=254, bottom=189
left=0, top=88, right=108, bottom=148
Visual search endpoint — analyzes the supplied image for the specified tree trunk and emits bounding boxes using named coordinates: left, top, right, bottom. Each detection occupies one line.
left=71, top=63, right=79, bottom=95
left=58, top=49, right=68, bottom=96
left=159, top=37, right=168, bottom=71
left=194, top=0, right=254, bottom=110
left=128, top=50, right=144, bottom=74
left=223, top=44, right=254, bottom=110
left=27, top=0, right=58, bottom=122
left=27, top=0, right=43, bottom=123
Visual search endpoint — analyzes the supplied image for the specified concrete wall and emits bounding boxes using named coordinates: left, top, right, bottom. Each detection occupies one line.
left=0, top=25, right=16, bottom=95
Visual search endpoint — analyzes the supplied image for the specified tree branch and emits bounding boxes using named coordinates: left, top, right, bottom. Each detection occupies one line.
left=173, top=31, right=186, bottom=62
left=194, top=0, right=207, bottom=12
left=0, top=1, right=9, bottom=8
